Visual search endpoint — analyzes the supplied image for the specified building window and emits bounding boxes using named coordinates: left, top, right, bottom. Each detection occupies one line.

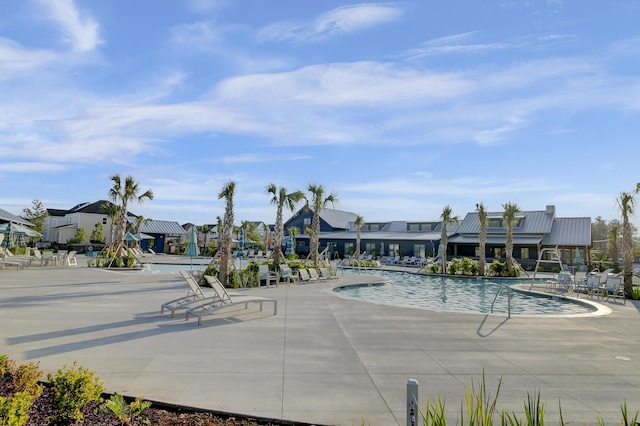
left=366, top=243, right=376, bottom=253
left=102, top=218, right=107, bottom=225
left=367, top=224, right=380, bottom=231
left=52, top=218, right=57, bottom=227
left=521, top=248, right=529, bottom=259
left=66, top=216, right=71, bottom=224
left=389, top=243, right=399, bottom=256
left=494, top=248, right=503, bottom=258
left=414, top=244, right=425, bottom=257
left=344, top=242, right=354, bottom=256
left=488, top=218, right=502, bottom=227
left=303, top=218, right=311, bottom=227
left=408, top=223, right=420, bottom=231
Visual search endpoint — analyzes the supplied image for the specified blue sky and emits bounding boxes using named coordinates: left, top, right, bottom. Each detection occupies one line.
left=1, top=0, right=639, bottom=229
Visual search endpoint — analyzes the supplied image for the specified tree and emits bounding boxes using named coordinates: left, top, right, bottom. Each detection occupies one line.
left=108, top=174, right=153, bottom=257
left=22, top=199, right=48, bottom=235
left=101, top=202, right=120, bottom=246
left=353, top=215, right=365, bottom=260
left=287, top=226, right=301, bottom=256
left=90, top=222, right=105, bottom=244
left=69, top=227, right=87, bottom=244
left=476, top=203, right=488, bottom=276
left=502, top=202, right=521, bottom=276
left=266, top=184, right=304, bottom=265
left=130, top=215, right=151, bottom=249
left=218, top=181, right=236, bottom=287
left=609, top=223, right=620, bottom=271
left=200, top=224, right=210, bottom=253
left=306, top=184, right=338, bottom=265
left=439, top=205, right=459, bottom=274
left=618, top=191, right=635, bottom=296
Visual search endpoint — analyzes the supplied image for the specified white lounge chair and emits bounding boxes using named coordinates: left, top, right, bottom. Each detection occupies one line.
left=185, top=275, right=277, bottom=325
left=308, top=268, right=323, bottom=281
left=298, top=268, right=312, bottom=283
left=161, top=271, right=209, bottom=317
left=319, top=267, right=338, bottom=280
left=66, top=250, right=78, bottom=267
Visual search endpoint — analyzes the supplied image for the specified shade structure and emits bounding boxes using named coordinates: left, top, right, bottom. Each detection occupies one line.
left=134, top=232, right=154, bottom=240
left=183, top=226, right=200, bottom=268
left=123, top=232, right=139, bottom=241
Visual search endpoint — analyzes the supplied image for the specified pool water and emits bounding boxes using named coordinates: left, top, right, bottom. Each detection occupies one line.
left=334, top=270, right=598, bottom=316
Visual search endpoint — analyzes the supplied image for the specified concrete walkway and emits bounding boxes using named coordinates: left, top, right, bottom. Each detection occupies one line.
left=1, top=259, right=640, bottom=425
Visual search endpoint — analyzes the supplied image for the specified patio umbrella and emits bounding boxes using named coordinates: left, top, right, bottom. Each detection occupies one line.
left=574, top=248, right=582, bottom=265
left=0, top=222, right=41, bottom=254
left=183, top=226, right=200, bottom=268
left=284, top=236, right=293, bottom=257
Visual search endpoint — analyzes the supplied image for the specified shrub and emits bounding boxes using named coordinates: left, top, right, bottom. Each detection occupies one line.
left=47, top=362, right=105, bottom=422
left=0, top=391, right=34, bottom=426
left=101, top=393, right=151, bottom=425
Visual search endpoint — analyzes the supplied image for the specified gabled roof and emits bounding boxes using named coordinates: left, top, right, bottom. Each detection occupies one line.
left=69, top=200, right=127, bottom=215
left=315, top=208, right=358, bottom=230
left=47, top=208, right=67, bottom=217
left=0, top=207, right=33, bottom=226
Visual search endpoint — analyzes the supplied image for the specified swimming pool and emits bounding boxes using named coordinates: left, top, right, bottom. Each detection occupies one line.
left=333, top=270, right=600, bottom=316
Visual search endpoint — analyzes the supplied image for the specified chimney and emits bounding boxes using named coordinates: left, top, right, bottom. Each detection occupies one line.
left=546, top=205, right=555, bottom=215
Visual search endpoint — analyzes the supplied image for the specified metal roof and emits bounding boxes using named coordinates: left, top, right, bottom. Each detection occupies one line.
left=317, top=208, right=358, bottom=230
left=457, top=209, right=555, bottom=234
left=320, top=230, right=442, bottom=241
left=128, top=218, right=186, bottom=235
left=448, top=235, right=542, bottom=245
left=542, top=217, right=591, bottom=246
left=0, top=207, right=33, bottom=226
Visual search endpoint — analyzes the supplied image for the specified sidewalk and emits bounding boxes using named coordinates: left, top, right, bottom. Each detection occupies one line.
left=1, top=263, right=640, bottom=425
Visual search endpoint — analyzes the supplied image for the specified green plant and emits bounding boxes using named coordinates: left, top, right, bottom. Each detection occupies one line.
left=631, top=286, right=640, bottom=301
left=101, top=393, right=151, bottom=425
left=428, top=263, right=440, bottom=274
left=0, top=391, right=34, bottom=426
left=461, top=371, right=501, bottom=425
left=448, top=258, right=461, bottom=275
left=47, top=361, right=105, bottom=422
left=423, top=395, right=447, bottom=425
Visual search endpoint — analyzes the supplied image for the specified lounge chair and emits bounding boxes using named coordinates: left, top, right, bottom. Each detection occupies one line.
left=319, top=267, right=338, bottom=280
left=185, top=275, right=277, bottom=325
left=258, top=264, right=277, bottom=287
left=308, top=268, right=324, bottom=281
left=1, top=248, right=32, bottom=268
left=574, top=274, right=599, bottom=298
left=298, top=268, right=312, bottom=283
left=278, top=265, right=297, bottom=284
left=161, top=271, right=209, bottom=317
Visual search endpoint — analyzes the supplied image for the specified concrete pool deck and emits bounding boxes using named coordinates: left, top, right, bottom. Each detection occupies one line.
left=1, top=258, right=640, bottom=425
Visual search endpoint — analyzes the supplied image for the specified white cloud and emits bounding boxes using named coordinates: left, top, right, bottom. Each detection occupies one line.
left=0, top=162, right=69, bottom=173
left=0, top=38, right=58, bottom=80
left=36, top=0, right=102, bottom=52
left=257, top=3, right=403, bottom=43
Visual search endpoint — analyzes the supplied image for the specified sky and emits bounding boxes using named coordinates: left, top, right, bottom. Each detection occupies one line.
left=1, top=0, right=639, bottom=230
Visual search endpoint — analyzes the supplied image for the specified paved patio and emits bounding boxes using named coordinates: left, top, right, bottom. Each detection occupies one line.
left=1, top=257, right=640, bottom=425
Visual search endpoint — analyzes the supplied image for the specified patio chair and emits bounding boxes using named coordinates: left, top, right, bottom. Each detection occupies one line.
left=66, top=251, right=78, bottom=267
left=1, top=248, right=32, bottom=268
left=258, top=264, right=277, bottom=287
left=603, top=275, right=625, bottom=304
left=185, top=275, right=277, bottom=325
left=161, top=270, right=209, bottom=317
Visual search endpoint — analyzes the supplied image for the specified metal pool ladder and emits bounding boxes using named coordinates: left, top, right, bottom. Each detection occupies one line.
left=490, top=284, right=511, bottom=318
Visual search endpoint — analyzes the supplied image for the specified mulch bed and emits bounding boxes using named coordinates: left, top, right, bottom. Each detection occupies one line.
left=20, top=386, right=314, bottom=426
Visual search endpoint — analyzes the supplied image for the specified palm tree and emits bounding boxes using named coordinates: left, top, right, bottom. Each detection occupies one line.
left=502, top=202, right=521, bottom=276
left=609, top=223, right=620, bottom=272
left=439, top=205, right=459, bottom=274
left=266, top=184, right=304, bottom=265
left=618, top=191, right=635, bottom=296
left=131, top=215, right=151, bottom=249
left=200, top=224, right=210, bottom=254
left=108, top=174, right=153, bottom=257
left=218, top=181, right=236, bottom=287
left=306, top=184, right=338, bottom=265
left=353, top=215, right=365, bottom=260
left=215, top=216, right=223, bottom=251
left=476, top=203, right=488, bottom=276
left=288, top=226, right=300, bottom=256
left=101, top=202, right=120, bottom=247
